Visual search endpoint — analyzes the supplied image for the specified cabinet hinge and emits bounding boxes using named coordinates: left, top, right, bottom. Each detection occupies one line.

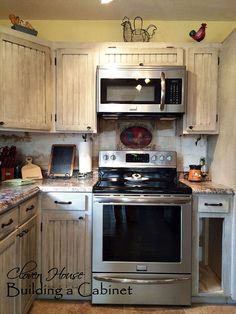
left=216, top=114, right=219, bottom=122
left=55, top=114, right=57, bottom=122
left=54, top=57, right=57, bottom=66
left=40, top=222, right=43, bottom=232
left=218, top=57, right=220, bottom=65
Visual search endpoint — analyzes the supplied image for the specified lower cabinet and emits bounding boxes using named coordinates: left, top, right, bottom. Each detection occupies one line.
left=192, top=194, right=233, bottom=302
left=18, top=216, right=37, bottom=314
left=0, top=196, right=38, bottom=314
left=0, top=229, right=18, bottom=314
left=40, top=192, right=92, bottom=300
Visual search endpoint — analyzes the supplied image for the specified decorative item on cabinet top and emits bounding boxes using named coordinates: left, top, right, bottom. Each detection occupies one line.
left=121, top=16, right=157, bottom=42
left=189, top=23, right=207, bottom=42
left=9, top=13, right=38, bottom=36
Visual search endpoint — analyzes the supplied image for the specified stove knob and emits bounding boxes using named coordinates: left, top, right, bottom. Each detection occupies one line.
left=151, top=155, right=158, bottom=162
left=167, top=155, right=172, bottom=161
left=103, top=154, right=109, bottom=161
left=159, top=155, right=165, bottom=161
left=110, top=154, right=116, bottom=161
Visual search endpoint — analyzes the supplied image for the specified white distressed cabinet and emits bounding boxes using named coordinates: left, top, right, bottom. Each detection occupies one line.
left=40, top=192, right=92, bottom=299
left=56, top=48, right=97, bottom=132
left=0, top=229, right=18, bottom=314
left=99, top=45, right=184, bottom=65
left=192, top=194, right=232, bottom=302
left=183, top=48, right=219, bottom=134
left=0, top=32, right=52, bottom=131
left=0, top=195, right=38, bottom=314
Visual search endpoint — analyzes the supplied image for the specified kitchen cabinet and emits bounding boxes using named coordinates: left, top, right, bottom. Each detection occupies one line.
left=183, top=48, right=219, bottom=134
left=56, top=48, right=97, bottom=132
left=18, top=216, right=37, bottom=314
left=0, top=229, right=18, bottom=314
left=0, top=195, right=38, bottom=314
left=192, top=194, right=232, bottom=302
left=40, top=192, right=92, bottom=299
left=0, top=32, right=52, bottom=131
left=99, top=45, right=184, bottom=65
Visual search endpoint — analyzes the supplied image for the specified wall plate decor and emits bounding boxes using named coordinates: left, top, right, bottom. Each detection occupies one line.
left=117, top=120, right=155, bottom=150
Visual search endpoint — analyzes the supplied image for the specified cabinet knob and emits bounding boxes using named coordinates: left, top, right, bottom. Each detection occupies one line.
left=188, top=126, right=193, bottom=130
left=0, top=121, right=5, bottom=126
left=78, top=216, right=84, bottom=220
left=87, top=126, right=91, bottom=131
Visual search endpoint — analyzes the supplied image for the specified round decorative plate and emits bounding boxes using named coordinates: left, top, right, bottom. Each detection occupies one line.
left=120, top=126, right=152, bottom=149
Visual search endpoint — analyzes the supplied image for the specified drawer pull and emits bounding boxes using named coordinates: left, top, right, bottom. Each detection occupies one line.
left=54, top=201, right=72, bottom=205
left=26, top=205, right=35, bottom=212
left=204, top=202, right=223, bottom=207
left=1, top=218, right=13, bottom=229
left=78, top=216, right=84, bottom=220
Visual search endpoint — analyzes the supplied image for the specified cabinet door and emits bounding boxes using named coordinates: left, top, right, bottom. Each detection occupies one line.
left=0, top=33, right=52, bottom=130
left=184, top=48, right=219, bottom=134
left=100, top=47, right=184, bottom=65
left=56, top=49, right=96, bottom=132
left=41, top=210, right=91, bottom=298
left=18, top=216, right=37, bottom=314
left=0, top=230, right=18, bottom=314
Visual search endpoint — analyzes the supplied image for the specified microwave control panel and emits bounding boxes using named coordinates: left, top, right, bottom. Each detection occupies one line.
left=166, top=79, right=182, bottom=104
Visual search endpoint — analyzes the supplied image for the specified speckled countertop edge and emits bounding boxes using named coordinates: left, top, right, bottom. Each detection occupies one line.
left=0, top=173, right=234, bottom=215
left=180, top=179, right=235, bottom=195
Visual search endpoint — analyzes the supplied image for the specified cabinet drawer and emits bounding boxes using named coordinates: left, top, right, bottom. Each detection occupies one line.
left=198, top=195, right=231, bottom=213
left=19, top=196, right=38, bottom=224
left=41, top=192, right=91, bottom=211
left=0, top=207, right=18, bottom=239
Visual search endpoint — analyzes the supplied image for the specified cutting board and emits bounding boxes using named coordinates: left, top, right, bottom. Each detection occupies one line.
left=21, top=157, right=42, bottom=180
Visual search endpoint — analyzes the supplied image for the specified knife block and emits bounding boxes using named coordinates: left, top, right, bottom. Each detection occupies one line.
left=1, top=168, right=14, bottom=181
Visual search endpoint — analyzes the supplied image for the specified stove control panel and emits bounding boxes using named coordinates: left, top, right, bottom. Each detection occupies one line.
left=99, top=151, right=176, bottom=168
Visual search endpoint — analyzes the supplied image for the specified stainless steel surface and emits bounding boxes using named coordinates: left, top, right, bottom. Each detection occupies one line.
left=94, top=275, right=191, bottom=284
left=94, top=194, right=192, bottom=205
left=160, top=71, right=165, bottom=111
left=97, top=65, right=186, bottom=114
left=92, top=273, right=191, bottom=305
left=92, top=193, right=192, bottom=274
left=99, top=150, right=176, bottom=168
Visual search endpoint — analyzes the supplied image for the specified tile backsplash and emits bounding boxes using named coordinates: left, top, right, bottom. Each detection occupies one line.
left=0, top=118, right=207, bottom=172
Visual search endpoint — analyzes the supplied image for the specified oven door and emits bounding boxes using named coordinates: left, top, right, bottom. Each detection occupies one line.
left=92, top=194, right=191, bottom=274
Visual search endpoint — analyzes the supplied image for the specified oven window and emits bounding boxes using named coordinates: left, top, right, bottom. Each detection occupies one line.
left=103, top=205, right=181, bottom=263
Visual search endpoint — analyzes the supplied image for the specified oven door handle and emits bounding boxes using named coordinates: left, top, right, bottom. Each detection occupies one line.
left=94, top=275, right=190, bottom=285
left=94, top=196, right=191, bottom=205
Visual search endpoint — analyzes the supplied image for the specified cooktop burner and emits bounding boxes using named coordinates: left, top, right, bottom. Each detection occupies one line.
left=93, top=151, right=192, bottom=195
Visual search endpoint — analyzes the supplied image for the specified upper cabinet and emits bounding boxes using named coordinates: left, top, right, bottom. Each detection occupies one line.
left=56, top=48, right=97, bottom=132
left=183, top=48, right=219, bottom=134
left=99, top=46, right=184, bottom=65
left=0, top=33, right=52, bottom=131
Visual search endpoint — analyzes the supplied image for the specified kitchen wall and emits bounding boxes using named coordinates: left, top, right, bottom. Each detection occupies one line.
left=0, top=19, right=236, bottom=42
left=0, top=119, right=207, bottom=172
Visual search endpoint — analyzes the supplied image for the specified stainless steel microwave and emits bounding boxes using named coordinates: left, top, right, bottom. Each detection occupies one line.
left=97, top=65, right=186, bottom=115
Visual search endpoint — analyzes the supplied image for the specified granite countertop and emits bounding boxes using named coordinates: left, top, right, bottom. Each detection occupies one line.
left=180, top=179, right=235, bottom=195
left=0, top=183, right=40, bottom=214
left=0, top=173, right=234, bottom=215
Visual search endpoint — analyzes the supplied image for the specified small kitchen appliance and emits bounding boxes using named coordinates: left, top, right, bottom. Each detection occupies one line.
left=97, top=65, right=186, bottom=116
left=92, top=150, right=192, bottom=305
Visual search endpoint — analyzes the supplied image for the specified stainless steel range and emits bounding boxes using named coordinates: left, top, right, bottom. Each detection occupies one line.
left=92, top=151, right=192, bottom=305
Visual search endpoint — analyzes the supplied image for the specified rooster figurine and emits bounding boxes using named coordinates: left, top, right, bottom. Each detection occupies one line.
left=189, top=23, right=207, bottom=42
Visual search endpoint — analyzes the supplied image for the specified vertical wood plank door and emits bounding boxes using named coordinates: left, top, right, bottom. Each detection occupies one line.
left=0, top=34, right=52, bottom=130
left=184, top=48, right=219, bottom=134
left=18, top=216, right=37, bottom=314
left=56, top=49, right=96, bottom=132
left=0, top=230, right=18, bottom=314
left=100, top=47, right=184, bottom=66
left=41, top=211, right=91, bottom=299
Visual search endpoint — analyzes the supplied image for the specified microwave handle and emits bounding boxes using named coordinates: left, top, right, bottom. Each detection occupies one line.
left=160, top=71, right=165, bottom=111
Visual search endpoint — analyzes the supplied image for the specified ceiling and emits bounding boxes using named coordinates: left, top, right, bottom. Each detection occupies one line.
left=0, top=0, right=236, bottom=21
